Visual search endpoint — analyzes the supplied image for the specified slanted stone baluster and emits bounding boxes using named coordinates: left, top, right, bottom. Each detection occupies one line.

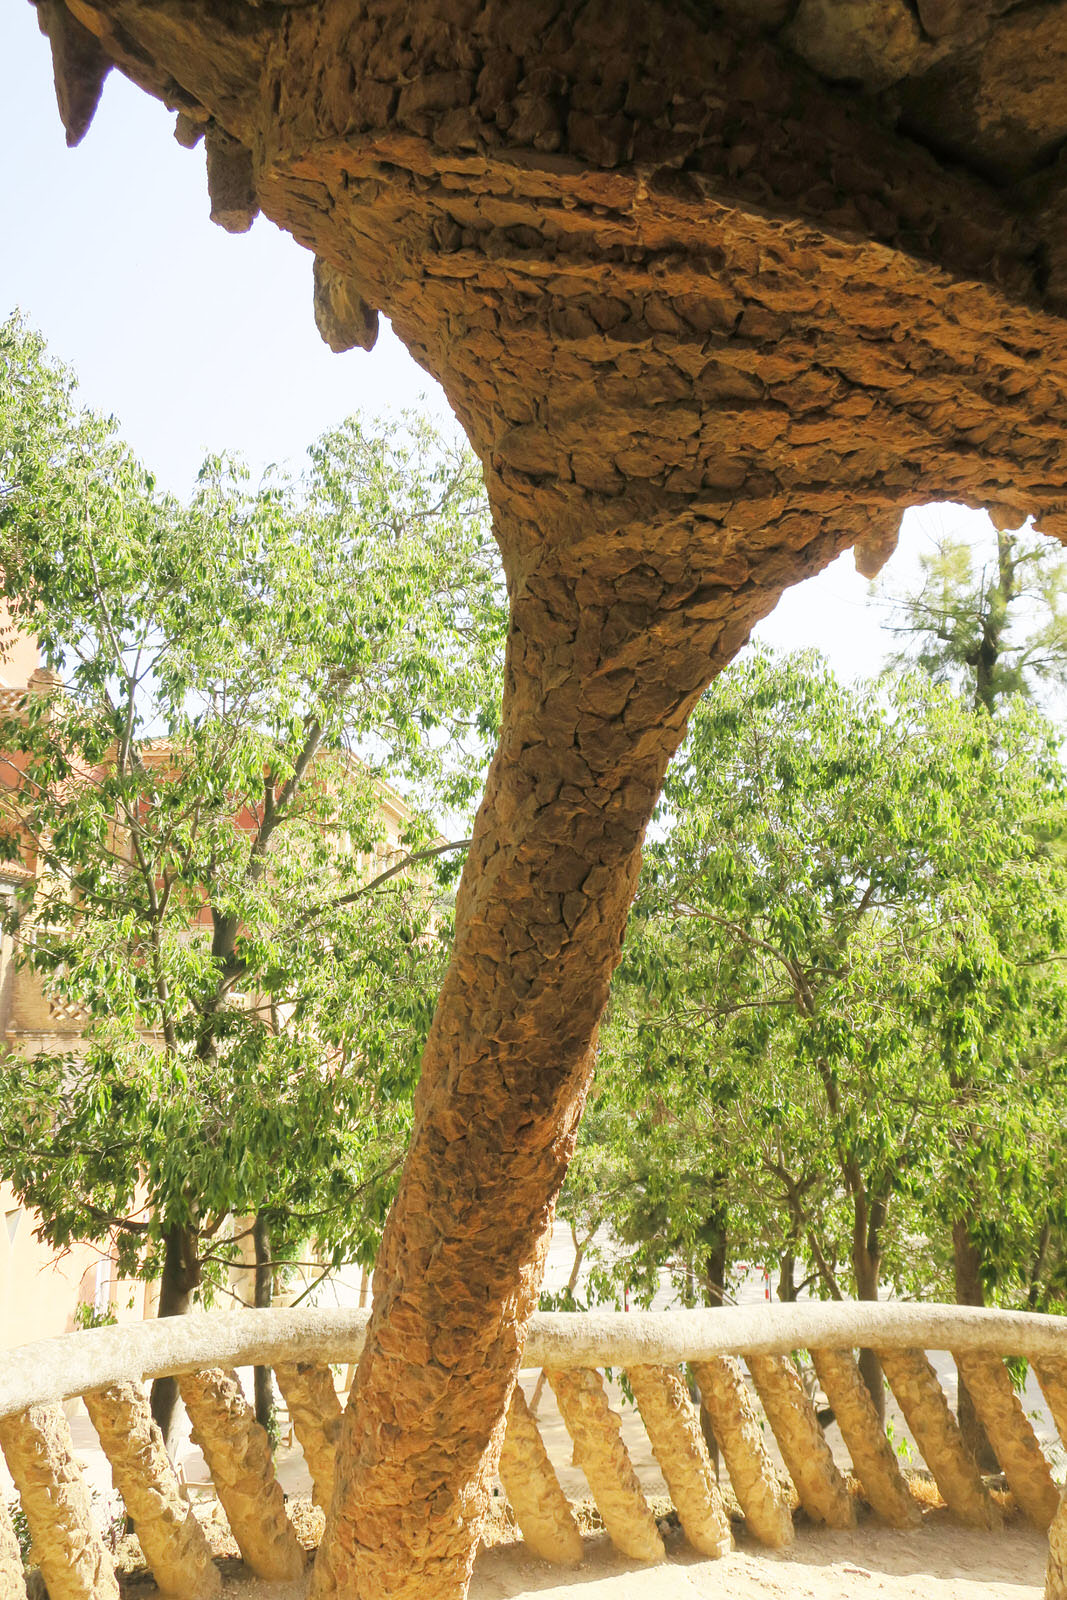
left=811, top=1348, right=918, bottom=1528
left=954, top=1352, right=1059, bottom=1531
left=497, top=1384, right=583, bottom=1565
left=1048, top=1489, right=1067, bottom=1599
left=878, top=1349, right=1000, bottom=1530
left=0, top=1404, right=120, bottom=1600
left=83, top=1382, right=220, bottom=1600
left=274, top=1362, right=343, bottom=1511
left=179, top=1368, right=305, bottom=1582
left=546, top=1368, right=664, bottom=1562
left=746, top=1353, right=854, bottom=1529
left=690, top=1357, right=793, bottom=1548
left=627, top=1365, right=731, bottom=1558
left=1035, top=1359, right=1067, bottom=1447
left=0, top=1497, right=27, bottom=1600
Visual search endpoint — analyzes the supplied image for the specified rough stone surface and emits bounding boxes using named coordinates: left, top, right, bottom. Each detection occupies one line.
left=878, top=1348, right=1000, bottom=1531
left=627, top=1364, right=731, bottom=1559
left=810, top=1347, right=918, bottom=1529
left=497, top=1384, right=583, bottom=1565
left=546, top=1368, right=664, bottom=1563
left=954, top=1352, right=1060, bottom=1531
left=0, top=1499, right=27, bottom=1600
left=29, top=4, right=1067, bottom=1595
left=180, top=1369, right=305, bottom=1583
left=274, top=1361, right=343, bottom=1511
left=35, top=0, right=110, bottom=147
left=690, top=1357, right=793, bottom=1549
left=204, top=123, right=258, bottom=233
left=1036, top=1358, right=1067, bottom=1449
left=746, top=1353, right=854, bottom=1530
left=1050, top=1489, right=1067, bottom=1600
left=0, top=1404, right=119, bottom=1600
left=313, top=257, right=380, bottom=353
left=84, top=1382, right=221, bottom=1600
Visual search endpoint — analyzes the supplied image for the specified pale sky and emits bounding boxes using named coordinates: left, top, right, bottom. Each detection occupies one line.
left=1, top=4, right=992, bottom=682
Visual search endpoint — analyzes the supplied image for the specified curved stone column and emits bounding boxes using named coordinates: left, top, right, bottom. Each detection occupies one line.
left=545, top=1367, right=664, bottom=1562
left=274, top=1361, right=343, bottom=1511
left=811, top=1347, right=917, bottom=1528
left=1035, top=1359, right=1067, bottom=1447
left=627, top=1364, right=731, bottom=1557
left=179, top=1368, right=305, bottom=1582
left=0, top=1404, right=119, bottom=1600
left=496, top=1384, right=582, bottom=1565
left=1049, top=1489, right=1067, bottom=1600
left=954, top=1352, right=1059, bottom=1531
left=746, top=1353, right=854, bottom=1530
left=84, top=1382, right=220, bottom=1600
left=878, top=1349, right=999, bottom=1530
left=691, top=1357, right=794, bottom=1548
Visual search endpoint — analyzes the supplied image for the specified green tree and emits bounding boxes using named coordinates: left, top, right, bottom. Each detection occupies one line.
left=0, top=317, right=506, bottom=1442
left=878, top=515, right=1067, bottom=714
left=570, top=653, right=1067, bottom=1419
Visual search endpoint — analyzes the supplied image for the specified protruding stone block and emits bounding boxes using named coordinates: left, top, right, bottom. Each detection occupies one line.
left=313, top=258, right=380, bottom=353
left=35, top=0, right=111, bottom=147
left=205, top=125, right=258, bottom=233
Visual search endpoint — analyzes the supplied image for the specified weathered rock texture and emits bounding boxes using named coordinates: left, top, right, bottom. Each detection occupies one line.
left=83, top=1382, right=221, bottom=1600
left=0, top=1404, right=119, bottom=1600
left=274, top=1361, right=344, bottom=1511
left=31, top=3, right=1067, bottom=1595
left=954, top=1352, right=1060, bottom=1531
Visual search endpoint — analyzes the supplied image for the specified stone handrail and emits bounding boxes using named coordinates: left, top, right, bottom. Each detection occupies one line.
left=2, top=1301, right=1067, bottom=1598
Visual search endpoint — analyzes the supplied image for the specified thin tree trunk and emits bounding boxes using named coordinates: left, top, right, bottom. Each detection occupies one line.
left=953, top=1220, right=997, bottom=1469
left=699, top=1215, right=728, bottom=1472
left=253, top=1211, right=277, bottom=1442
left=149, top=1223, right=201, bottom=1455
left=530, top=1222, right=588, bottom=1416
left=853, top=1199, right=886, bottom=1427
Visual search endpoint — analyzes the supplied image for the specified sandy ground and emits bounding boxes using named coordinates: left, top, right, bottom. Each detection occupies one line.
left=204, top=1516, right=1047, bottom=1600
left=469, top=1516, right=1047, bottom=1600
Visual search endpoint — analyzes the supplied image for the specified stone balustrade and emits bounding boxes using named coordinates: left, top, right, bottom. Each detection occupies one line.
left=2, top=1302, right=1066, bottom=1597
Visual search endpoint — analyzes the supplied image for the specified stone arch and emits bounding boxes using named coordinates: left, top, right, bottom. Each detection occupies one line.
left=28, top=3, right=1067, bottom=1594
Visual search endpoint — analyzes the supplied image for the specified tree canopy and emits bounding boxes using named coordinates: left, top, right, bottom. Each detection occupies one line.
left=0, top=317, right=506, bottom=1434
left=563, top=653, right=1067, bottom=1357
